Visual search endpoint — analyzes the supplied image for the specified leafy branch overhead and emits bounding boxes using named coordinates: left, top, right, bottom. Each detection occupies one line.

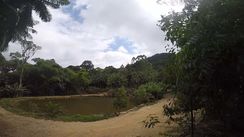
left=0, top=0, right=69, bottom=51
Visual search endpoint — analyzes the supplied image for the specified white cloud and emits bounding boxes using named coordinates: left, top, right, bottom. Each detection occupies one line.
left=4, top=0, right=184, bottom=68
left=118, top=46, right=128, bottom=53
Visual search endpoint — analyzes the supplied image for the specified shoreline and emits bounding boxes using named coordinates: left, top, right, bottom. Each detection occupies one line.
left=12, top=92, right=109, bottom=100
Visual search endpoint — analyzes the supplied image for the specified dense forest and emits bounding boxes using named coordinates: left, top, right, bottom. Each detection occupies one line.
left=1, top=0, right=244, bottom=137
left=0, top=53, right=171, bottom=97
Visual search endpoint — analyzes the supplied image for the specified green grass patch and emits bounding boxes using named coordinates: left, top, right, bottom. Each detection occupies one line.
left=56, top=114, right=112, bottom=122
left=0, top=98, right=30, bottom=115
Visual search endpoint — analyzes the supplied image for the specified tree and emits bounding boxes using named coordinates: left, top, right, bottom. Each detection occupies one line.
left=131, top=55, right=147, bottom=64
left=134, top=82, right=163, bottom=104
left=160, top=0, right=244, bottom=136
left=113, top=87, right=128, bottom=113
left=76, top=69, right=91, bottom=90
left=32, top=58, right=65, bottom=95
left=90, top=68, right=108, bottom=88
left=80, top=60, right=94, bottom=72
left=0, top=0, right=69, bottom=51
left=66, top=65, right=80, bottom=72
left=126, top=58, right=157, bottom=87
left=0, top=58, right=19, bottom=89
left=107, top=73, right=127, bottom=88
left=10, top=40, right=41, bottom=96
left=0, top=58, right=20, bottom=97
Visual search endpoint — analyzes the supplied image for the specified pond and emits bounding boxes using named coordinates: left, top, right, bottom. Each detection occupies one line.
left=18, top=96, right=135, bottom=115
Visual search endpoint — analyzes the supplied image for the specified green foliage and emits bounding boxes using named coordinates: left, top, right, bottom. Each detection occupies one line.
left=107, top=73, right=127, bottom=88
left=0, top=53, right=171, bottom=97
left=147, top=53, right=172, bottom=71
left=71, top=69, right=91, bottom=91
left=0, top=84, right=17, bottom=97
left=0, top=53, right=4, bottom=62
left=131, top=55, right=147, bottom=64
left=126, top=58, right=158, bottom=87
left=113, top=87, right=128, bottom=111
left=0, top=0, right=69, bottom=51
left=80, top=60, right=94, bottom=71
left=0, top=83, right=28, bottom=97
left=42, top=101, right=62, bottom=118
left=10, top=40, right=41, bottom=95
left=90, top=68, right=108, bottom=88
left=78, top=69, right=91, bottom=89
left=24, top=58, right=66, bottom=95
left=160, top=0, right=244, bottom=136
left=134, top=82, right=164, bottom=104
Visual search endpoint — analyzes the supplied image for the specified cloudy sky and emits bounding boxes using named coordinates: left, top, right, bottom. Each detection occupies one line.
left=6, top=0, right=184, bottom=68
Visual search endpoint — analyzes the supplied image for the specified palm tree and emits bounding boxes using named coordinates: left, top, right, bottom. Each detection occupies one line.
left=0, top=0, right=69, bottom=51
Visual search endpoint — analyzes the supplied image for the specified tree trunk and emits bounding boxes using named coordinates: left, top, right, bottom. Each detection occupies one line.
left=18, top=64, right=24, bottom=97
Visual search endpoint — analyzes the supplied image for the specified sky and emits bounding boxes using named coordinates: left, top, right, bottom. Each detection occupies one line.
left=5, top=0, right=184, bottom=68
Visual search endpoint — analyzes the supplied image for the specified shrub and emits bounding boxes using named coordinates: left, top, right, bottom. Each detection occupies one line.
left=134, top=82, right=164, bottom=104
left=143, top=114, right=160, bottom=128
left=113, top=87, right=128, bottom=112
left=42, top=101, right=62, bottom=117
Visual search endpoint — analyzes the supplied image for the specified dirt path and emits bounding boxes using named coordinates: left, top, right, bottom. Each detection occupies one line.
left=0, top=96, right=173, bottom=137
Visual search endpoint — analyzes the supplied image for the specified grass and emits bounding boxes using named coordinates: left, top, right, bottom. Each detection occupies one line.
left=0, top=98, right=30, bottom=115
left=56, top=114, right=112, bottom=122
left=0, top=98, right=114, bottom=122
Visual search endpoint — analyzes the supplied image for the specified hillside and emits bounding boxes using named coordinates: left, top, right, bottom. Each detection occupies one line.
left=147, top=53, right=173, bottom=70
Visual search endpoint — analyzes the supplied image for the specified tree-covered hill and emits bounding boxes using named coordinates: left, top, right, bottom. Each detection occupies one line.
left=146, top=53, right=172, bottom=71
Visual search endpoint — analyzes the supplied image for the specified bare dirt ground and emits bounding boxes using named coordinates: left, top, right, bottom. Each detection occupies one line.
left=0, top=95, right=174, bottom=137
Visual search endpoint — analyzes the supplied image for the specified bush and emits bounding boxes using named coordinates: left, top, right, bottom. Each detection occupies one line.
left=42, top=101, right=62, bottom=117
left=134, top=82, right=164, bottom=104
left=113, top=87, right=128, bottom=111
left=143, top=114, right=160, bottom=128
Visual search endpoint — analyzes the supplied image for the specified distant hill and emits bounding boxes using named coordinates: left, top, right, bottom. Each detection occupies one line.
left=147, top=53, right=173, bottom=70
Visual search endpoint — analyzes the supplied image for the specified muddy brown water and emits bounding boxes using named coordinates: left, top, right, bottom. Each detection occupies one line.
left=18, top=96, right=135, bottom=115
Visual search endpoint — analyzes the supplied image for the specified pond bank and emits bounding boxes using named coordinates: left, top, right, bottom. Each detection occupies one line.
left=0, top=93, right=123, bottom=122
left=0, top=95, right=174, bottom=137
left=14, top=92, right=109, bottom=100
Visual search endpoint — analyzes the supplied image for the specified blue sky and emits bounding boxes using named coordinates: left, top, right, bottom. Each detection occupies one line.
left=106, top=37, right=135, bottom=54
left=62, top=1, right=87, bottom=23
left=5, top=0, right=184, bottom=68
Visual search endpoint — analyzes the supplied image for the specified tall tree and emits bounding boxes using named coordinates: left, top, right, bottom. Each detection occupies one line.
left=80, top=60, right=94, bottom=71
left=131, top=55, right=147, bottom=64
left=10, top=40, right=41, bottom=95
left=26, top=58, right=64, bottom=96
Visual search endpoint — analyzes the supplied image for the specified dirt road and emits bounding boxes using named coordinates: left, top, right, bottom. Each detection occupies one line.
left=0, top=96, right=173, bottom=137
